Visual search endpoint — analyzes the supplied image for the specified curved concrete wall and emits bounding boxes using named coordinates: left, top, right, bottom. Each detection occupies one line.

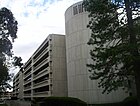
left=65, top=1, right=128, bottom=104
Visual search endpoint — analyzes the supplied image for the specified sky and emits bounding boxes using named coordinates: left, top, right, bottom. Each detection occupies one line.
left=0, top=0, right=81, bottom=74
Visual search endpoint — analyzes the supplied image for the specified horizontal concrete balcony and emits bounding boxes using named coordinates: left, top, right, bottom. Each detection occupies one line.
left=24, top=79, right=31, bottom=85
left=33, top=91, right=51, bottom=97
left=24, top=71, right=31, bottom=79
left=24, top=94, right=31, bottom=97
left=15, top=78, right=19, bottom=83
left=24, top=65, right=32, bottom=74
left=24, top=58, right=32, bottom=68
left=33, top=79, right=52, bottom=89
left=33, top=58, right=49, bottom=71
left=16, top=92, right=19, bottom=95
left=24, top=86, right=31, bottom=91
left=33, top=58, right=51, bottom=73
left=33, top=68, right=50, bottom=80
left=33, top=39, right=50, bottom=57
left=33, top=47, right=50, bottom=64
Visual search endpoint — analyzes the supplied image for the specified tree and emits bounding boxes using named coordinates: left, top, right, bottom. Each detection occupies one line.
left=0, top=64, right=12, bottom=92
left=13, top=56, right=23, bottom=68
left=83, top=0, right=140, bottom=105
left=0, top=7, right=18, bottom=92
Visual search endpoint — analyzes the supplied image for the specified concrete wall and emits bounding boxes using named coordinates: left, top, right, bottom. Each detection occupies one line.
left=18, top=71, right=24, bottom=99
left=65, top=1, right=128, bottom=104
left=51, top=34, right=68, bottom=97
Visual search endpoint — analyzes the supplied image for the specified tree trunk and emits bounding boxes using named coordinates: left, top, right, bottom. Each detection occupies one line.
left=135, top=68, right=140, bottom=106
left=124, top=0, right=140, bottom=106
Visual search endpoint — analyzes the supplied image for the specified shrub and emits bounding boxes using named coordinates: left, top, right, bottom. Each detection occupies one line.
left=122, top=96, right=138, bottom=106
left=41, top=97, right=87, bottom=106
left=89, top=96, right=138, bottom=106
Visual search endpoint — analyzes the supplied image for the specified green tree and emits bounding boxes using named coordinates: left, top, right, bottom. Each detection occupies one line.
left=13, top=56, right=23, bottom=68
left=0, top=7, right=18, bottom=92
left=0, top=64, right=12, bottom=92
left=83, top=0, right=140, bottom=105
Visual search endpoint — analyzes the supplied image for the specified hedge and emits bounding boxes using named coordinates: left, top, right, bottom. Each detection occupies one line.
left=88, top=96, right=138, bottom=106
left=39, top=97, right=87, bottom=106
left=32, top=96, right=138, bottom=106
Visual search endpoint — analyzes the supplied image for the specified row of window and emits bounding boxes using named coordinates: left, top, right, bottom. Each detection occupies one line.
left=33, top=41, right=49, bottom=60
left=24, top=50, right=50, bottom=78
left=24, top=85, right=50, bottom=94
left=73, top=4, right=84, bottom=15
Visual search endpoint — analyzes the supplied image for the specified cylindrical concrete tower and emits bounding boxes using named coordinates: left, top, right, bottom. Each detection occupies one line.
left=65, top=1, right=128, bottom=104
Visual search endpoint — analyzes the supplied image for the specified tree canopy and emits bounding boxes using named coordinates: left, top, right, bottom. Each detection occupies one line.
left=0, top=7, right=18, bottom=92
left=13, top=56, right=23, bottom=68
left=83, top=0, right=140, bottom=104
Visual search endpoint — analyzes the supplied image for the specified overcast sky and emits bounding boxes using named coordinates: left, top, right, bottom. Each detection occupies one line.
left=0, top=0, right=81, bottom=64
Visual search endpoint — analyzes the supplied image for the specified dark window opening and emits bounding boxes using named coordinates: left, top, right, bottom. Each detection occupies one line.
left=24, top=60, right=32, bottom=69
left=33, top=74, right=49, bottom=84
left=34, top=42, right=49, bottom=59
left=33, top=52, right=49, bottom=68
left=24, top=82, right=31, bottom=88
left=33, top=63, right=49, bottom=76
left=24, top=75, right=31, bottom=82
left=73, top=6, right=78, bottom=15
left=78, top=4, right=83, bottom=13
left=24, top=90, right=31, bottom=94
left=24, top=98, right=31, bottom=101
left=34, top=86, right=49, bottom=93
left=24, top=68, right=31, bottom=75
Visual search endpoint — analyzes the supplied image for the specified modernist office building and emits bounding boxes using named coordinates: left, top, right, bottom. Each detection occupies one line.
left=65, top=1, right=128, bottom=104
left=13, top=34, right=67, bottom=100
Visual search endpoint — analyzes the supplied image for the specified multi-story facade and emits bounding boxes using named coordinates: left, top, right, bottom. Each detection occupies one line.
left=13, top=69, right=23, bottom=99
left=13, top=34, right=67, bottom=100
left=65, top=1, right=128, bottom=104
left=0, top=92, right=12, bottom=100
left=13, top=72, right=19, bottom=98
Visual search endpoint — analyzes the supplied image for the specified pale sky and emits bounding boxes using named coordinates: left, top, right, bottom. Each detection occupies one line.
left=0, top=0, right=81, bottom=72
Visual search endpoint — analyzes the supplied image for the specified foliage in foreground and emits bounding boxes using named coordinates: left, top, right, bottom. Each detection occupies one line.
left=31, top=96, right=138, bottom=106
left=83, top=0, right=140, bottom=93
left=0, top=105, right=7, bottom=106
left=89, top=96, right=138, bottom=106
left=83, top=0, right=140, bottom=105
left=0, top=7, right=18, bottom=92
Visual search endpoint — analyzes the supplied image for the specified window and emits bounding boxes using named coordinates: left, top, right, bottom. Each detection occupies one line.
left=73, top=4, right=84, bottom=15
left=73, top=6, right=78, bottom=15
left=78, top=4, right=83, bottom=13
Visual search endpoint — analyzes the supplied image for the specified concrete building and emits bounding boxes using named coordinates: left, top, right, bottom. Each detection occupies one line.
left=13, top=69, right=24, bottom=99
left=13, top=72, right=19, bottom=98
left=65, top=1, right=128, bottom=104
left=13, top=1, right=130, bottom=104
left=0, top=92, right=12, bottom=100
left=13, top=34, right=67, bottom=100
